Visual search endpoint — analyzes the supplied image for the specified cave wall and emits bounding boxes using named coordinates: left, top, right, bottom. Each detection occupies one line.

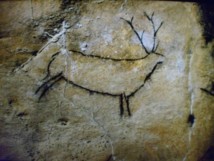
left=0, top=1, right=213, bottom=161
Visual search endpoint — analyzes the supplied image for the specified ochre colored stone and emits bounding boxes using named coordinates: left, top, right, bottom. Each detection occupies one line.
left=0, top=1, right=213, bottom=161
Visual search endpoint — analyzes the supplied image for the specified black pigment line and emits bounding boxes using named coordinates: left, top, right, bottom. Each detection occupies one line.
left=34, top=12, right=165, bottom=115
left=144, top=12, right=156, bottom=52
left=120, top=17, right=150, bottom=55
left=128, top=61, right=163, bottom=98
left=43, top=52, right=60, bottom=80
left=144, top=12, right=164, bottom=37
left=154, top=22, right=163, bottom=38
left=201, top=82, right=214, bottom=96
left=124, top=93, right=131, bottom=116
left=121, top=12, right=164, bottom=55
left=127, top=80, right=144, bottom=98
left=120, top=94, right=124, bottom=116
left=52, top=52, right=61, bottom=58
left=144, top=12, right=154, bottom=22
left=144, top=61, right=163, bottom=83
left=61, top=76, right=120, bottom=97
left=153, top=22, right=163, bottom=52
left=69, top=49, right=152, bottom=61
left=200, top=88, right=214, bottom=96
left=154, top=52, right=164, bottom=57
left=35, top=72, right=63, bottom=94
left=62, top=75, right=134, bottom=116
left=35, top=61, right=163, bottom=115
left=38, top=75, right=63, bottom=101
left=144, top=12, right=164, bottom=53
left=154, top=41, right=159, bottom=53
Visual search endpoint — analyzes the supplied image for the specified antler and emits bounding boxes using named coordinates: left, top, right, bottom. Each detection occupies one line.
left=121, top=12, right=164, bottom=56
left=120, top=16, right=150, bottom=55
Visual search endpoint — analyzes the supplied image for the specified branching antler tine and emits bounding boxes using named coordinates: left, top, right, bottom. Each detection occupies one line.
left=140, top=30, right=144, bottom=40
left=120, top=17, right=127, bottom=22
left=121, top=16, right=150, bottom=55
left=120, top=17, right=130, bottom=24
left=140, top=30, right=150, bottom=54
left=131, top=16, right=134, bottom=23
left=144, top=11, right=150, bottom=20
left=140, top=31, right=145, bottom=47
left=152, top=36, right=156, bottom=52
left=151, top=12, right=154, bottom=19
left=120, top=17, right=135, bottom=30
left=154, top=52, right=164, bottom=57
left=154, top=21, right=164, bottom=37
left=154, top=40, right=159, bottom=52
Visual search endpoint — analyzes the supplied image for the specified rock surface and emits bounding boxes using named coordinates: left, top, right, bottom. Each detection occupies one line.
left=0, top=1, right=213, bottom=161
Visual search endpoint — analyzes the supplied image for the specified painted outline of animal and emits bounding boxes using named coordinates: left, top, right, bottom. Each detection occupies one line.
left=19, top=12, right=164, bottom=116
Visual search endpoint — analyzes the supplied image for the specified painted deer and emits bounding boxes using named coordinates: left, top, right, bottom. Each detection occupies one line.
left=18, top=12, right=164, bottom=116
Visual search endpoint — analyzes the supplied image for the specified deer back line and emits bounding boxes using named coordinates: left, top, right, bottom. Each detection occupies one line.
left=68, top=49, right=163, bottom=62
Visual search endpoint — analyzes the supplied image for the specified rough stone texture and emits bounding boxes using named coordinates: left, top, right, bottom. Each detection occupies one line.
left=0, top=1, right=213, bottom=161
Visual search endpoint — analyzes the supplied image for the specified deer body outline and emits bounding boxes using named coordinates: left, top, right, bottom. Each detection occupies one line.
left=18, top=12, right=164, bottom=116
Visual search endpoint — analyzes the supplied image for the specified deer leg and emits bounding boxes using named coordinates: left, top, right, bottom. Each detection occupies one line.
left=38, top=75, right=63, bottom=101
left=119, top=94, right=124, bottom=116
left=35, top=72, right=63, bottom=101
left=123, top=93, right=131, bottom=116
left=119, top=93, right=131, bottom=116
left=35, top=72, right=63, bottom=94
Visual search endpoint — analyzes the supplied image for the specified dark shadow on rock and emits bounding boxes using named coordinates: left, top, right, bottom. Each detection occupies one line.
left=0, top=145, right=22, bottom=161
left=198, top=1, right=214, bottom=44
left=199, top=146, right=214, bottom=161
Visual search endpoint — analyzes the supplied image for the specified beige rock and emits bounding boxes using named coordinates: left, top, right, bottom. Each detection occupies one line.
left=0, top=1, right=213, bottom=161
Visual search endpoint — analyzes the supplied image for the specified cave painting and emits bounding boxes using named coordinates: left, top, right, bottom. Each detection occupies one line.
left=17, top=12, right=165, bottom=116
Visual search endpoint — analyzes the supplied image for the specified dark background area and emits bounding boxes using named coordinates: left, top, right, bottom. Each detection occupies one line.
left=197, top=1, right=214, bottom=161
left=162, top=0, right=214, bottom=44
left=198, top=1, right=214, bottom=44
